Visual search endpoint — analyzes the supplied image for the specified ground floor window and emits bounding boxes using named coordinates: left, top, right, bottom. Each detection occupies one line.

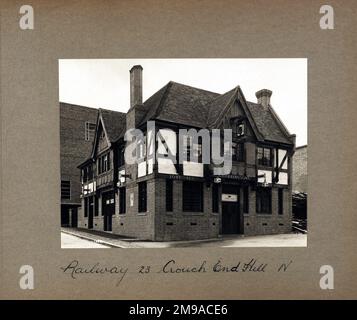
left=183, top=181, right=203, bottom=212
left=256, top=187, right=272, bottom=214
left=138, top=182, right=147, bottom=212
left=89, top=196, right=94, bottom=217
left=212, top=184, right=219, bottom=213
left=243, top=186, right=249, bottom=213
left=166, top=180, right=173, bottom=212
left=278, top=188, right=284, bottom=215
left=61, top=180, right=71, bottom=199
left=84, top=197, right=88, bottom=217
left=119, top=188, right=126, bottom=214
left=94, top=196, right=98, bottom=216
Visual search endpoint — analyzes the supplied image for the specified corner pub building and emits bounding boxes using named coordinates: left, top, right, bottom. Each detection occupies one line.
left=77, top=65, right=296, bottom=241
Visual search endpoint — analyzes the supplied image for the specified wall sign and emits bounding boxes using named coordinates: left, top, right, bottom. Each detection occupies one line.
left=222, top=194, right=238, bottom=202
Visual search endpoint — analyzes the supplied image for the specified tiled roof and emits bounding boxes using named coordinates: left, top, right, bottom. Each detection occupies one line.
left=140, top=81, right=219, bottom=128
left=100, top=108, right=126, bottom=142
left=139, top=82, right=293, bottom=144
left=245, top=102, right=292, bottom=144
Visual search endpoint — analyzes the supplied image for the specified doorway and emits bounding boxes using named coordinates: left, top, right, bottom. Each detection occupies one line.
left=102, top=191, right=115, bottom=231
left=221, top=185, right=241, bottom=234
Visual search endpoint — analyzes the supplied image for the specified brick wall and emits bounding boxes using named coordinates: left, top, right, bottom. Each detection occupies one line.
left=154, top=178, right=219, bottom=241
left=60, top=103, right=98, bottom=205
left=292, top=145, right=307, bottom=193
left=244, top=187, right=292, bottom=235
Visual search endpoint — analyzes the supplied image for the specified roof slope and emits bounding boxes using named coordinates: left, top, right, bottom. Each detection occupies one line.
left=140, top=81, right=219, bottom=128
left=245, top=102, right=292, bottom=144
left=138, top=82, right=293, bottom=144
left=100, top=108, right=126, bottom=142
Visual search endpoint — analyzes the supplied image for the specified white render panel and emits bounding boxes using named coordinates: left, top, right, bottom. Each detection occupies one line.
left=157, top=129, right=176, bottom=155
left=158, top=158, right=177, bottom=174
left=277, top=172, right=288, bottom=185
left=257, top=169, right=272, bottom=184
left=278, top=149, right=288, bottom=169
left=138, top=161, right=147, bottom=177
left=183, top=161, right=204, bottom=177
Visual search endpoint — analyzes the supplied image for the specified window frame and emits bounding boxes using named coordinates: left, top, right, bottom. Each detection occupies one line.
left=256, top=187, right=272, bottom=214
left=278, top=188, right=284, bottom=215
left=119, top=187, right=126, bottom=214
left=166, top=179, right=173, bottom=212
left=85, top=121, right=96, bottom=141
left=257, top=146, right=273, bottom=167
left=182, top=181, right=204, bottom=212
left=212, top=183, right=219, bottom=213
left=138, top=181, right=147, bottom=213
left=61, top=180, right=71, bottom=200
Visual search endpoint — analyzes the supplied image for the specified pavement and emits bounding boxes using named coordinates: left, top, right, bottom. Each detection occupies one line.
left=61, top=227, right=307, bottom=248
left=61, top=232, right=111, bottom=249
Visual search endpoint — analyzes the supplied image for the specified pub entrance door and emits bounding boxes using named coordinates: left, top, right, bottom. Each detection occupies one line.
left=221, top=185, right=241, bottom=234
left=102, top=191, right=115, bottom=231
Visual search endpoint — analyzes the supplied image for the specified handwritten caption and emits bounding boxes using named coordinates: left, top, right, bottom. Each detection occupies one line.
left=60, top=259, right=293, bottom=287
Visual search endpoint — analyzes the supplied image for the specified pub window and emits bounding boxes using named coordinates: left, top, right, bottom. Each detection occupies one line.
left=84, top=197, right=88, bottom=217
left=236, top=122, right=245, bottom=137
left=212, top=184, right=219, bottom=213
left=183, top=136, right=192, bottom=160
left=119, top=187, right=126, bottom=214
left=256, top=187, right=272, bottom=214
left=97, top=157, right=102, bottom=174
left=278, top=188, right=284, bottom=215
left=243, top=186, right=249, bottom=213
left=85, top=122, right=96, bottom=141
left=82, top=167, right=88, bottom=183
left=166, top=180, right=173, bottom=212
left=257, top=147, right=273, bottom=166
left=103, top=154, right=108, bottom=172
left=233, top=143, right=245, bottom=162
left=107, top=153, right=111, bottom=170
left=118, top=147, right=125, bottom=167
left=138, top=182, right=147, bottom=212
left=94, top=196, right=99, bottom=216
left=61, top=180, right=71, bottom=199
left=183, top=181, right=203, bottom=212
left=87, top=165, right=93, bottom=180
left=89, top=196, right=94, bottom=217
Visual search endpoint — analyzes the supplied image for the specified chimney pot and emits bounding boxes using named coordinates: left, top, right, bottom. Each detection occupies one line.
left=130, top=65, right=143, bottom=108
left=255, top=89, right=272, bottom=107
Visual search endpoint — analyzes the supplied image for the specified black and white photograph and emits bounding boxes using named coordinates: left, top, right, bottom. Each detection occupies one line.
left=59, top=59, right=307, bottom=248
left=1, top=0, right=356, bottom=303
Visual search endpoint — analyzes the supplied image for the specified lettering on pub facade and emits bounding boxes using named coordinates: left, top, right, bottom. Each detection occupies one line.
left=78, top=65, right=296, bottom=241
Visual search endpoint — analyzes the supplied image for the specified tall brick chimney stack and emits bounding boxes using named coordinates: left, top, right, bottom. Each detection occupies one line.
left=255, top=89, right=272, bottom=108
left=130, top=65, right=143, bottom=108
left=126, top=65, right=146, bottom=130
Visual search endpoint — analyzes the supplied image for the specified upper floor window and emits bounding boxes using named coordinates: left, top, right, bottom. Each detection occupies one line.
left=98, top=153, right=110, bottom=174
left=85, top=122, right=96, bottom=141
left=118, top=146, right=125, bottom=167
left=61, top=180, right=71, bottom=199
left=257, top=147, right=273, bottom=167
left=233, top=142, right=245, bottom=162
left=83, top=165, right=93, bottom=182
left=183, top=136, right=202, bottom=162
left=236, top=122, right=245, bottom=137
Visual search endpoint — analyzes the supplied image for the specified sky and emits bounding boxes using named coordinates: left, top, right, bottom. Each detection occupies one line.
left=59, top=59, right=307, bottom=146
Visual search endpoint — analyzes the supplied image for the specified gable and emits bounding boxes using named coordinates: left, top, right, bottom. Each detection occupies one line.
left=91, top=115, right=110, bottom=158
